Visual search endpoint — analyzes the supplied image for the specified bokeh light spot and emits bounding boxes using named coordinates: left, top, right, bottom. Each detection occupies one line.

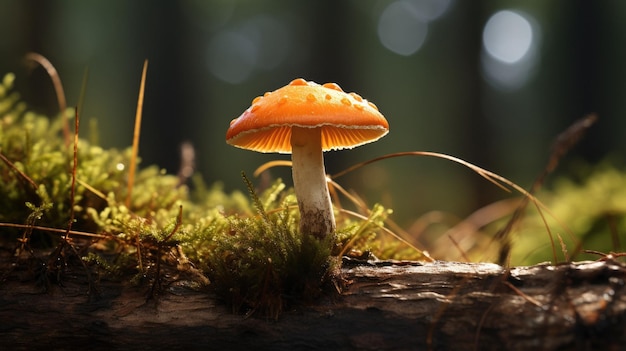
left=207, top=31, right=256, bottom=84
left=410, top=0, right=452, bottom=22
left=377, top=1, right=428, bottom=56
left=240, top=15, right=291, bottom=71
left=483, top=10, right=533, bottom=64
left=481, top=10, right=541, bottom=90
left=206, top=15, right=292, bottom=84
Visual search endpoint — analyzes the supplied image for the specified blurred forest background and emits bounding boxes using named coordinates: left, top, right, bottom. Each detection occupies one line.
left=0, top=0, right=624, bottom=232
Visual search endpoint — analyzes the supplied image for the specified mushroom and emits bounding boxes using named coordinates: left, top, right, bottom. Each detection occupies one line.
left=226, top=78, right=389, bottom=240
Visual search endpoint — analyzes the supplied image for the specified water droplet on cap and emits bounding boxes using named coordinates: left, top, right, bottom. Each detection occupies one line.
left=367, top=101, right=379, bottom=111
left=349, top=92, right=363, bottom=102
left=323, top=82, right=343, bottom=92
left=289, top=78, right=308, bottom=86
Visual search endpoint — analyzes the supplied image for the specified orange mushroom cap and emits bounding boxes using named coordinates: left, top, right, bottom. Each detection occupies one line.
left=226, top=78, right=389, bottom=153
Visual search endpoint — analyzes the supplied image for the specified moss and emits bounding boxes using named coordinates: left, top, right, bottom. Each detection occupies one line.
left=508, top=163, right=626, bottom=265
left=0, top=72, right=411, bottom=317
left=194, top=177, right=335, bottom=317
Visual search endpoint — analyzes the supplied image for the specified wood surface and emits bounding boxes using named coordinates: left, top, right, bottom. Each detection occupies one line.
left=1, top=255, right=625, bottom=351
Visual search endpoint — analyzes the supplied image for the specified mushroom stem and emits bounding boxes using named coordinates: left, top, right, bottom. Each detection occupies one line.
left=290, top=126, right=336, bottom=239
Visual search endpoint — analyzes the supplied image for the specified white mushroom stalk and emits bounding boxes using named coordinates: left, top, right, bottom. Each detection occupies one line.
left=226, top=78, right=389, bottom=242
left=290, top=126, right=335, bottom=239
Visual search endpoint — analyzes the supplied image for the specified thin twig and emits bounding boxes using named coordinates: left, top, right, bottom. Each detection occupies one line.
left=64, top=107, right=79, bottom=241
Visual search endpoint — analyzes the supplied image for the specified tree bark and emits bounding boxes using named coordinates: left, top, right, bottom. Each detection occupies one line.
left=1, top=257, right=625, bottom=351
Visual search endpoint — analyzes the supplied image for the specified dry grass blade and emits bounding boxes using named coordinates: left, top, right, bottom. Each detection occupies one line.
left=447, top=235, right=472, bottom=263
left=494, top=114, right=598, bottom=265
left=329, top=178, right=432, bottom=260
left=548, top=114, right=598, bottom=174
left=126, top=59, right=149, bottom=271
left=0, top=222, right=107, bottom=239
left=332, top=151, right=532, bottom=198
left=432, top=199, right=519, bottom=261
left=0, top=151, right=38, bottom=190
left=76, top=178, right=107, bottom=200
left=337, top=208, right=434, bottom=261
left=253, top=160, right=293, bottom=177
left=24, top=53, right=69, bottom=146
left=126, top=59, right=149, bottom=209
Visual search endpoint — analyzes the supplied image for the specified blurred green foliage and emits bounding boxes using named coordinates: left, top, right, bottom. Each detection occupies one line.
left=3, top=1, right=625, bottom=229
left=508, top=163, right=626, bottom=265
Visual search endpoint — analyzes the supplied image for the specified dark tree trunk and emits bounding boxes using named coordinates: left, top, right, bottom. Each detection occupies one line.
left=1, top=258, right=625, bottom=351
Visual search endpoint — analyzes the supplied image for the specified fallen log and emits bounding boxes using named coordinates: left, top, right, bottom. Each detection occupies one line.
left=1, top=258, right=625, bottom=351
